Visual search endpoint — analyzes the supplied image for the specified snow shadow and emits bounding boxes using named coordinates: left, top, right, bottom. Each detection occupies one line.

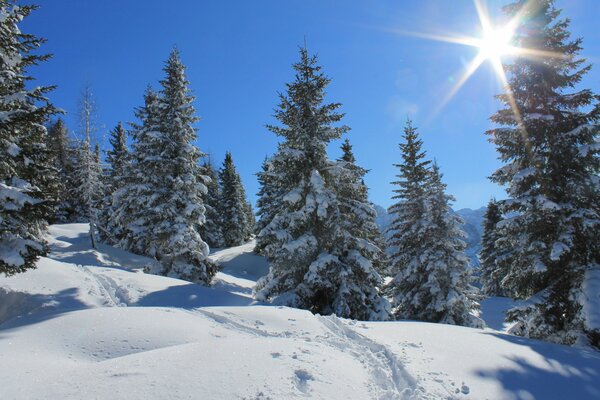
left=0, top=287, right=89, bottom=331
left=211, top=279, right=254, bottom=297
left=479, top=296, right=517, bottom=331
left=217, top=252, right=269, bottom=282
left=48, top=233, right=158, bottom=272
left=476, top=332, right=600, bottom=399
left=136, top=283, right=256, bottom=309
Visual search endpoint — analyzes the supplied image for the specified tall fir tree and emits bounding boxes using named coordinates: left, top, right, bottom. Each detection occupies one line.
left=254, top=48, right=389, bottom=320
left=385, top=122, right=480, bottom=327
left=489, top=0, right=600, bottom=346
left=386, top=120, right=431, bottom=277
left=112, top=88, right=161, bottom=255
left=336, top=138, right=388, bottom=276
left=70, top=86, right=103, bottom=234
left=478, top=199, right=505, bottom=296
left=243, top=200, right=256, bottom=240
left=199, top=160, right=224, bottom=248
left=0, top=1, right=57, bottom=275
left=115, top=50, right=216, bottom=284
left=46, top=119, right=75, bottom=222
left=254, top=156, right=281, bottom=255
left=98, top=122, right=129, bottom=244
left=219, top=151, right=253, bottom=247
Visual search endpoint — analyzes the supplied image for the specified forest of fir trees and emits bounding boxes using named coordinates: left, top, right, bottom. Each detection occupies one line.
left=1, top=0, right=599, bottom=349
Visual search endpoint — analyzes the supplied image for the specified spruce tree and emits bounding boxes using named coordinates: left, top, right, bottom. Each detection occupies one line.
left=336, top=139, right=388, bottom=276
left=199, top=160, right=224, bottom=248
left=98, top=122, right=129, bottom=244
left=47, top=119, right=74, bottom=222
left=219, top=151, right=253, bottom=247
left=115, top=50, right=216, bottom=284
left=489, top=0, right=600, bottom=346
left=112, top=88, right=161, bottom=255
left=0, top=1, right=57, bottom=275
left=254, top=156, right=280, bottom=255
left=70, top=86, right=103, bottom=234
left=254, top=48, right=389, bottom=320
left=478, top=199, right=505, bottom=296
left=386, top=122, right=480, bottom=326
left=243, top=200, right=256, bottom=240
left=386, top=120, right=431, bottom=277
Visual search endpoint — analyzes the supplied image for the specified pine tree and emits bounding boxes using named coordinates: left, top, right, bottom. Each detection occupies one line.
left=219, top=151, right=253, bottom=247
left=112, top=88, right=161, bottom=255
left=385, top=122, right=480, bottom=327
left=478, top=199, right=505, bottom=296
left=254, top=156, right=281, bottom=255
left=115, top=50, right=216, bottom=284
left=70, top=86, right=103, bottom=233
left=243, top=200, right=256, bottom=240
left=47, top=119, right=74, bottom=222
left=489, top=0, right=600, bottom=346
left=386, top=120, right=431, bottom=277
left=255, top=48, right=389, bottom=320
left=98, top=122, right=129, bottom=244
left=336, top=139, right=388, bottom=276
left=0, top=1, right=57, bottom=275
left=199, top=160, right=224, bottom=248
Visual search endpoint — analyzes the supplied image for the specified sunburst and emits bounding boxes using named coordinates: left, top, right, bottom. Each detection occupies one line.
left=386, top=0, right=561, bottom=125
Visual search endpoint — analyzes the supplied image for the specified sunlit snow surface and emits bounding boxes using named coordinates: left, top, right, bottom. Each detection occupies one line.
left=0, top=224, right=598, bottom=399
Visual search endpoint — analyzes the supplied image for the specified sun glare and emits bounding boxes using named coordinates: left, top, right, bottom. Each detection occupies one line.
left=477, top=25, right=514, bottom=60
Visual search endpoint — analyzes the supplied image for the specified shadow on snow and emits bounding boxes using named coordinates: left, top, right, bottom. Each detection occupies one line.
left=476, top=332, right=600, bottom=400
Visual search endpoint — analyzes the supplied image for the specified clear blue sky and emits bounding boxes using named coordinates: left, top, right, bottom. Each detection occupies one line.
left=25, top=0, right=600, bottom=210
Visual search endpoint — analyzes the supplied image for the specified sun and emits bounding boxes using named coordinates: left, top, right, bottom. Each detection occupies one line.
left=384, top=0, right=560, bottom=123
left=477, top=25, right=515, bottom=61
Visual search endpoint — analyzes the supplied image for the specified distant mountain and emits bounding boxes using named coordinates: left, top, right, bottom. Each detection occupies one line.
left=373, top=204, right=486, bottom=267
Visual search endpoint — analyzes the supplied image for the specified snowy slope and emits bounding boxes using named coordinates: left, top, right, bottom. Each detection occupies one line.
left=0, top=224, right=598, bottom=400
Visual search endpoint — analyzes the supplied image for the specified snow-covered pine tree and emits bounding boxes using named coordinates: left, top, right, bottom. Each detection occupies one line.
left=219, top=151, right=253, bottom=247
left=244, top=200, right=256, bottom=240
left=254, top=156, right=281, bottom=255
left=488, top=0, right=600, bottom=347
left=97, top=122, right=129, bottom=244
left=478, top=199, right=505, bottom=296
left=386, top=122, right=480, bottom=327
left=424, top=163, right=481, bottom=326
left=47, top=119, right=75, bottom=222
left=70, top=87, right=103, bottom=247
left=386, top=120, right=431, bottom=280
left=111, top=88, right=161, bottom=255
left=117, top=50, right=216, bottom=284
left=255, top=48, right=389, bottom=320
left=0, top=1, right=57, bottom=275
left=199, top=160, right=224, bottom=248
left=336, top=138, right=388, bottom=276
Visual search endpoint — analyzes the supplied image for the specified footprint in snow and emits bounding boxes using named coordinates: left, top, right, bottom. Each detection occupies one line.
left=293, top=369, right=314, bottom=394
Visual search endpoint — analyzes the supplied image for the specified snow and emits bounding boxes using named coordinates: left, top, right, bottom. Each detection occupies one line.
left=0, top=223, right=599, bottom=399
left=582, top=266, right=600, bottom=330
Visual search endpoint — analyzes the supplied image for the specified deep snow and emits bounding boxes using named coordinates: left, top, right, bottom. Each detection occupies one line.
left=0, top=224, right=598, bottom=399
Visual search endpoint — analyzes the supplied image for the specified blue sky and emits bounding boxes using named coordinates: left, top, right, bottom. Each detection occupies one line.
left=25, top=0, right=600, bottom=209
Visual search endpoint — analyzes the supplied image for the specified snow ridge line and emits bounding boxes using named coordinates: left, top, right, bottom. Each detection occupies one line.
left=316, top=315, right=430, bottom=400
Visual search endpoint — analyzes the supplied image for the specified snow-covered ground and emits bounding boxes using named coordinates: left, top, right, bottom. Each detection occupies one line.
left=0, top=224, right=598, bottom=399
